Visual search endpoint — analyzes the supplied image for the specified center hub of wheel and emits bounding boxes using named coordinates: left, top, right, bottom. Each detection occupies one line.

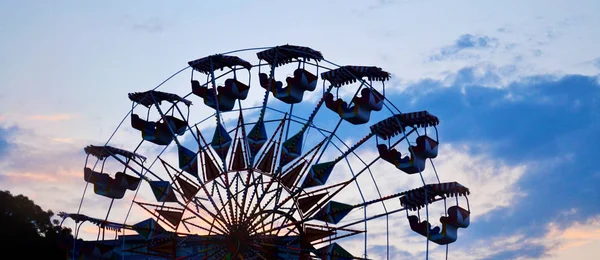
left=226, top=222, right=251, bottom=256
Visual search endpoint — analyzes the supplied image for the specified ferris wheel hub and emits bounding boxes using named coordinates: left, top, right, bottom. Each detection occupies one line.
left=226, top=222, right=251, bottom=249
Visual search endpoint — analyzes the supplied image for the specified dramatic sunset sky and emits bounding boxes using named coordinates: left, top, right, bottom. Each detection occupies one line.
left=1, top=0, right=600, bottom=259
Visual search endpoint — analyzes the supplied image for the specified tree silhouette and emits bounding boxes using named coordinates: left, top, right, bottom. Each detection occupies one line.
left=0, top=190, right=72, bottom=258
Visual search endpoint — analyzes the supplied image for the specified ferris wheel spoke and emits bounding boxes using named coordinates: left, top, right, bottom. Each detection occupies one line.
left=248, top=187, right=277, bottom=228
left=253, top=48, right=279, bottom=126
left=269, top=132, right=374, bottom=218
left=195, top=128, right=241, bottom=230
left=100, top=151, right=230, bottom=232
left=268, top=184, right=287, bottom=233
left=221, top=168, right=237, bottom=225
left=229, top=187, right=245, bottom=213
left=278, top=137, right=327, bottom=194
left=240, top=174, right=269, bottom=222
left=205, top=59, right=232, bottom=169
left=309, top=76, right=380, bottom=166
left=243, top=116, right=288, bottom=222
left=250, top=224, right=304, bottom=250
left=260, top=185, right=295, bottom=234
left=241, top=174, right=263, bottom=217
left=186, top=182, right=232, bottom=232
left=239, top=170, right=253, bottom=223
left=277, top=85, right=336, bottom=172
left=306, top=225, right=359, bottom=246
left=212, top=178, right=234, bottom=226
left=272, top=207, right=301, bottom=236
left=183, top=203, right=230, bottom=234
left=269, top=135, right=331, bottom=226
left=249, top=209, right=302, bottom=238
left=242, top=173, right=262, bottom=223
left=305, top=129, right=416, bottom=218
left=248, top=210, right=289, bottom=235
left=252, top=115, right=287, bottom=171
left=234, top=102, right=251, bottom=167
left=181, top=218, right=224, bottom=235
left=215, top=182, right=245, bottom=226
left=233, top=103, right=254, bottom=223
left=199, top=121, right=235, bottom=204
left=213, top=198, right=236, bottom=229
left=191, top=179, right=233, bottom=231
left=246, top=178, right=277, bottom=222
left=231, top=172, right=243, bottom=224
left=276, top=219, right=301, bottom=238
left=249, top=189, right=280, bottom=233
left=267, top=141, right=327, bottom=214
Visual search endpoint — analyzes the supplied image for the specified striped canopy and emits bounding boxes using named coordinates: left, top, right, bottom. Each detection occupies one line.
left=256, top=45, right=323, bottom=67
left=84, top=145, right=147, bottom=162
left=188, top=54, right=252, bottom=74
left=128, top=90, right=192, bottom=108
left=321, top=66, right=390, bottom=87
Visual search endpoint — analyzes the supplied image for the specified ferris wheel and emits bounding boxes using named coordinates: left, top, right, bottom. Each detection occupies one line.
left=59, top=45, right=472, bottom=260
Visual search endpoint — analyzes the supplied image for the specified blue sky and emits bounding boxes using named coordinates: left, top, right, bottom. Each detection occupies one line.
left=1, top=0, right=600, bottom=259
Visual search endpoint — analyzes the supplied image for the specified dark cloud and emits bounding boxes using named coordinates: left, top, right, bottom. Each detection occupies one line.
left=399, top=72, right=599, bottom=163
left=430, top=34, right=499, bottom=61
left=389, top=71, right=600, bottom=244
left=451, top=66, right=503, bottom=86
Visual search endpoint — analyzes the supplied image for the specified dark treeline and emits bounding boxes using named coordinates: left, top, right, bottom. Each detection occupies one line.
left=0, top=190, right=73, bottom=259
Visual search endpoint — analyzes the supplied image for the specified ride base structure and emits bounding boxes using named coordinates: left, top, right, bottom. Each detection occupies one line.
left=60, top=45, right=471, bottom=260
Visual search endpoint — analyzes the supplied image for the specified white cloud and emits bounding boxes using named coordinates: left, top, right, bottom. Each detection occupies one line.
left=434, top=213, right=600, bottom=260
left=311, top=141, right=529, bottom=257
left=542, top=215, right=600, bottom=259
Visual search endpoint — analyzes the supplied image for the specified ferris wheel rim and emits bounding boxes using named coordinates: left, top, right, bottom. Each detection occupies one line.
left=66, top=44, right=469, bottom=260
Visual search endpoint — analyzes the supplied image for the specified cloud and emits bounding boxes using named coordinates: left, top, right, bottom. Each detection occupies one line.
left=594, top=57, right=600, bottom=70
left=546, top=216, right=600, bottom=252
left=132, top=17, right=164, bottom=33
left=0, top=123, right=86, bottom=211
left=431, top=144, right=527, bottom=218
left=399, top=73, right=600, bottom=165
left=0, top=123, right=159, bottom=242
left=321, top=139, right=528, bottom=258
left=0, top=125, right=18, bottom=157
left=446, top=65, right=504, bottom=87
left=369, top=245, right=412, bottom=259
left=453, top=34, right=498, bottom=50
left=27, top=113, right=76, bottom=121
left=440, top=214, right=600, bottom=260
left=430, top=34, right=499, bottom=61
left=209, top=68, right=598, bottom=258
left=51, top=137, right=75, bottom=144
left=386, top=70, right=600, bottom=257
left=430, top=233, right=546, bottom=260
